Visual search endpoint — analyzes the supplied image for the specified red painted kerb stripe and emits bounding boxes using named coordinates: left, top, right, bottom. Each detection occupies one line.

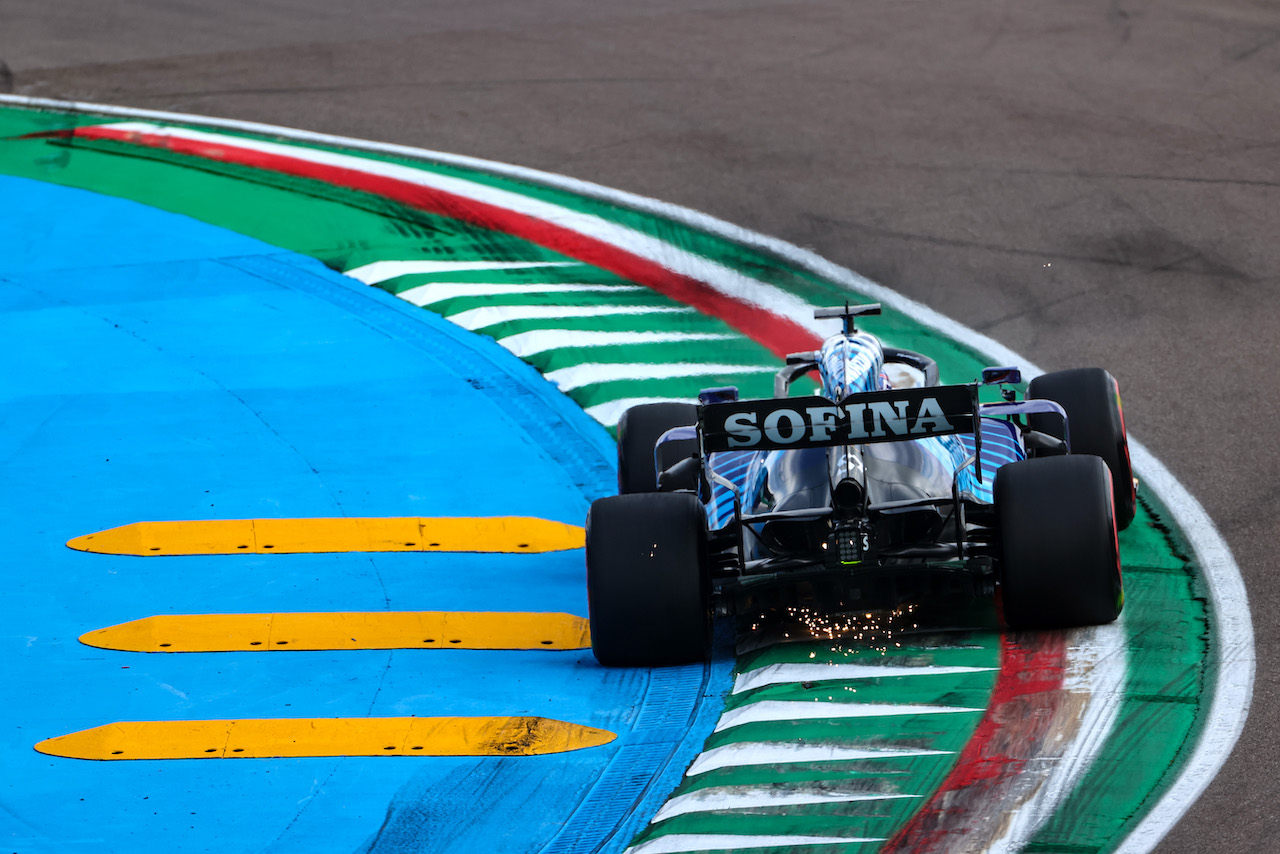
left=70, top=124, right=822, bottom=360
left=883, top=631, right=1069, bottom=851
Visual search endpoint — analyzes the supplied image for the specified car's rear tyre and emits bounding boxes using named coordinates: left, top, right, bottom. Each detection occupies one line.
left=617, top=402, right=698, bottom=494
left=1028, top=367, right=1136, bottom=530
left=996, top=455, right=1123, bottom=629
left=586, top=492, right=710, bottom=666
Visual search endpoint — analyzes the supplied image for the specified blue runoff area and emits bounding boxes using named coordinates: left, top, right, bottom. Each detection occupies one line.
left=0, top=176, right=731, bottom=854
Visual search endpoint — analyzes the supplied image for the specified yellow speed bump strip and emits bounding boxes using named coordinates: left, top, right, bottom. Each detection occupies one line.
left=80, top=611, right=591, bottom=652
left=35, top=716, right=615, bottom=760
left=66, top=516, right=585, bottom=556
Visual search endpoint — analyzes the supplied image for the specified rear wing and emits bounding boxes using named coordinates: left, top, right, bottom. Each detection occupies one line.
left=699, top=384, right=980, bottom=453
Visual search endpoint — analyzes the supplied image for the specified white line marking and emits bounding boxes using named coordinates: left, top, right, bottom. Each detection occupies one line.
left=399, top=282, right=645, bottom=306
left=344, top=260, right=579, bottom=283
left=650, top=785, right=919, bottom=823
left=544, top=362, right=773, bottom=391
left=447, top=303, right=693, bottom=331
left=733, top=663, right=998, bottom=694
left=686, top=742, right=952, bottom=776
left=714, top=699, right=983, bottom=732
left=495, top=330, right=736, bottom=360
left=625, top=834, right=881, bottom=854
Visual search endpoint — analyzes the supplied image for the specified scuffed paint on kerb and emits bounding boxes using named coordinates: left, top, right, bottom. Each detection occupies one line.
left=884, top=634, right=1069, bottom=851
left=992, top=622, right=1128, bottom=851
left=882, top=623, right=1126, bottom=853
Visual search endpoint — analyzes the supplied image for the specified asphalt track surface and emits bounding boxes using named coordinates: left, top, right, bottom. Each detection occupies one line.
left=2, top=2, right=1278, bottom=851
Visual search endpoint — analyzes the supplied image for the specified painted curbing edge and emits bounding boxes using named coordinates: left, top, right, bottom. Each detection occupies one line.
left=1112, top=440, right=1255, bottom=854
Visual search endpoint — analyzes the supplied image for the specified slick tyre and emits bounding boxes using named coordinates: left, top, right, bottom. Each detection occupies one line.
left=616, top=402, right=699, bottom=494
left=586, top=492, right=710, bottom=666
left=1028, top=368, right=1137, bottom=530
left=996, top=455, right=1123, bottom=629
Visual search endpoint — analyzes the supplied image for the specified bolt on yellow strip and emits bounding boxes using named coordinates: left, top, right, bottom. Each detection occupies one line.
left=35, top=716, right=615, bottom=761
left=80, top=611, right=591, bottom=652
left=66, top=516, right=585, bottom=556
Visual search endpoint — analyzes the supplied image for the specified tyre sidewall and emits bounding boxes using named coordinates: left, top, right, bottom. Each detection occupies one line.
left=586, top=492, right=709, bottom=665
left=1028, top=367, right=1136, bottom=529
left=616, top=403, right=699, bottom=494
left=997, top=455, right=1123, bottom=629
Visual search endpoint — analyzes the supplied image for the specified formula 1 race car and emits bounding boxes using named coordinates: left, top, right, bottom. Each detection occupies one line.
left=586, top=303, right=1135, bottom=666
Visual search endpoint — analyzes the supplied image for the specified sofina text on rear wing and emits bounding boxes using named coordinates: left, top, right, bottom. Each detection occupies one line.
left=699, top=384, right=980, bottom=453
